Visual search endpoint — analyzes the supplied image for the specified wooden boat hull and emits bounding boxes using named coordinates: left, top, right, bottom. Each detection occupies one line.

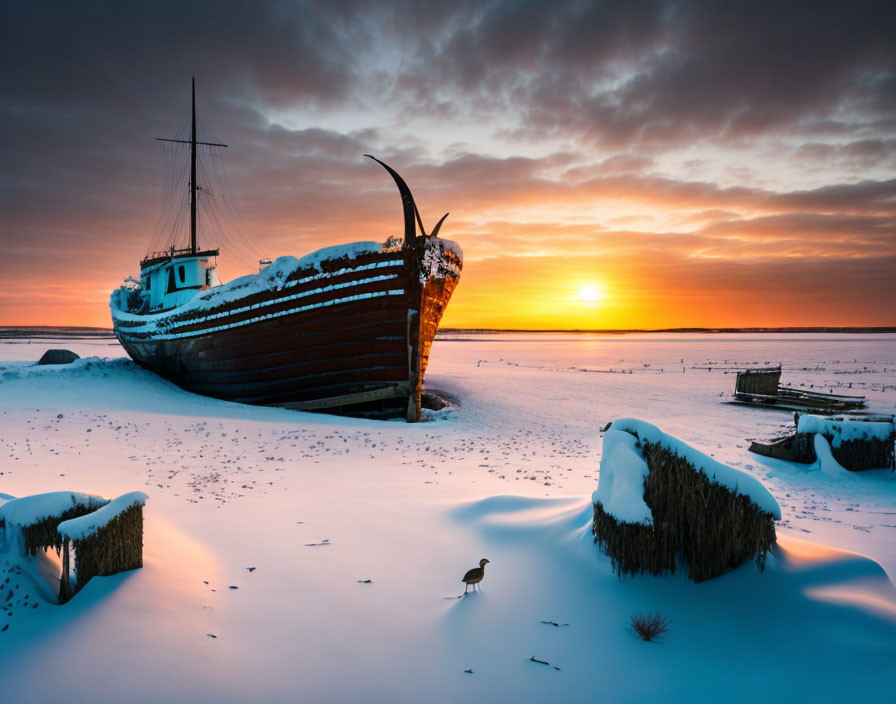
left=112, top=239, right=461, bottom=420
left=748, top=434, right=807, bottom=463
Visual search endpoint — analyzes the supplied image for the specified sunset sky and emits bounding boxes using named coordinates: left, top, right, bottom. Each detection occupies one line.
left=1, top=0, right=894, bottom=329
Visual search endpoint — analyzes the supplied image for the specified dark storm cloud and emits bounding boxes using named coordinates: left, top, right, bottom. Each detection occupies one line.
left=5, top=0, right=893, bottom=155
left=392, top=0, right=896, bottom=147
left=1, top=1, right=364, bottom=111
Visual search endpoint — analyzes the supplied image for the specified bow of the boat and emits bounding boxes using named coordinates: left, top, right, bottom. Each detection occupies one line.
left=417, top=235, right=463, bottom=385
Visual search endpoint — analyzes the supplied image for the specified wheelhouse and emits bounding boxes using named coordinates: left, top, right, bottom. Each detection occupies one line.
left=138, top=248, right=220, bottom=311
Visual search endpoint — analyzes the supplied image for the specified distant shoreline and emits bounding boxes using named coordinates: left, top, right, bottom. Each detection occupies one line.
left=440, top=327, right=896, bottom=334
left=0, top=326, right=117, bottom=339
left=2, top=325, right=895, bottom=340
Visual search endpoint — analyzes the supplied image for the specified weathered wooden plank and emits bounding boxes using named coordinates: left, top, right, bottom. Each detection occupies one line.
left=193, top=313, right=407, bottom=358
left=189, top=350, right=409, bottom=385
left=273, top=383, right=410, bottom=411
left=191, top=367, right=408, bottom=403
left=190, top=338, right=408, bottom=376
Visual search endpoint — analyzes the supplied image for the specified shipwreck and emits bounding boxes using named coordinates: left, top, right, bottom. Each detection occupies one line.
left=111, top=80, right=462, bottom=421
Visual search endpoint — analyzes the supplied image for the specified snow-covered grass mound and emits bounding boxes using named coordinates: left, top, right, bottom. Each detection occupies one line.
left=593, top=419, right=779, bottom=582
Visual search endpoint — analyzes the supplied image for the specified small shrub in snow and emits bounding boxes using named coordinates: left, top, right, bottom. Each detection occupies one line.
left=630, top=610, right=669, bottom=642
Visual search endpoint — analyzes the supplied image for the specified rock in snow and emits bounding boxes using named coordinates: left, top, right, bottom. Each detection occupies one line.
left=36, top=349, right=80, bottom=365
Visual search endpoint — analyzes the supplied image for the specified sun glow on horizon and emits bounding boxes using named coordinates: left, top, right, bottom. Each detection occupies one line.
left=578, top=284, right=604, bottom=303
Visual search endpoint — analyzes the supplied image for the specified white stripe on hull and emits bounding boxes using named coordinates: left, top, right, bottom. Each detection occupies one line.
left=113, top=257, right=404, bottom=325
left=118, top=289, right=406, bottom=341
left=117, top=271, right=403, bottom=335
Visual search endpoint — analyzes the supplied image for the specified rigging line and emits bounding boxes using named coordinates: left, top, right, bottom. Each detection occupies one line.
left=197, top=147, right=267, bottom=265
left=168, top=160, right=190, bottom=235
left=154, top=114, right=190, bottom=249
left=151, top=142, right=191, bottom=254
left=160, top=172, right=184, bottom=239
left=150, top=144, right=176, bottom=252
left=204, top=148, right=268, bottom=261
left=204, top=195, right=263, bottom=265
left=172, top=183, right=191, bottom=248
left=202, top=186, right=265, bottom=270
left=203, top=215, right=256, bottom=271
left=174, top=99, right=191, bottom=141
left=210, top=151, right=264, bottom=249
left=154, top=173, right=185, bottom=250
left=146, top=92, right=192, bottom=254
left=202, top=196, right=259, bottom=270
left=146, top=102, right=267, bottom=267
left=197, top=115, right=227, bottom=147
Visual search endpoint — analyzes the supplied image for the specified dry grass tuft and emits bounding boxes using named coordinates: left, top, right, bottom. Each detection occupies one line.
left=630, top=610, right=669, bottom=642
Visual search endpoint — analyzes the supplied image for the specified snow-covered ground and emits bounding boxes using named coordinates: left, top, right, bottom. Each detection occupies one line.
left=1, top=332, right=894, bottom=703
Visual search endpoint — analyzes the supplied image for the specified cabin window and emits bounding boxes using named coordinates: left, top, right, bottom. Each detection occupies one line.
left=178, top=265, right=186, bottom=283
left=146, top=276, right=152, bottom=291
left=166, top=267, right=176, bottom=294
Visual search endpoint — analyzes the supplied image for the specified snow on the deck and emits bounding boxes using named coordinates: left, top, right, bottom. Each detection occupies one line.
left=592, top=428, right=652, bottom=524
left=797, top=414, right=896, bottom=447
left=0, top=491, right=107, bottom=527
left=609, top=418, right=782, bottom=518
left=57, top=491, right=148, bottom=540
left=111, top=241, right=383, bottom=323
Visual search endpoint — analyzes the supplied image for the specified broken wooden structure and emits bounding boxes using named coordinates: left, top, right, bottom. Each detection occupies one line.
left=749, top=414, right=896, bottom=471
left=0, top=491, right=147, bottom=603
left=731, top=366, right=866, bottom=414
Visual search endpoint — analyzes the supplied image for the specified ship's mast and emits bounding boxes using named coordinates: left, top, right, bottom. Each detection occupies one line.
left=190, top=77, right=197, bottom=254
left=156, top=78, right=228, bottom=255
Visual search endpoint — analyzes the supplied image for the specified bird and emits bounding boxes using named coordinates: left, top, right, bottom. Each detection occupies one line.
left=461, top=559, right=490, bottom=593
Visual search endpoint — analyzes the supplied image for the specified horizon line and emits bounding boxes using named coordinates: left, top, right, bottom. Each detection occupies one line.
left=2, top=325, right=896, bottom=336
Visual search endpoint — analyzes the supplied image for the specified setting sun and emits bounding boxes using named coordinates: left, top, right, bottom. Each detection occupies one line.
left=579, top=284, right=603, bottom=303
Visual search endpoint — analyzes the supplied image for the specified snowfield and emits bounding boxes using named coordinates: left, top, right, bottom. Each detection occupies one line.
left=1, top=332, right=895, bottom=703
